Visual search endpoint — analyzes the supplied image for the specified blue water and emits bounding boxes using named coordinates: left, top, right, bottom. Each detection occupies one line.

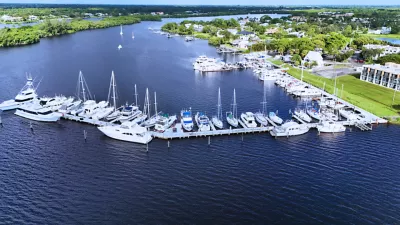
left=0, top=16, right=399, bottom=224
left=376, top=37, right=400, bottom=45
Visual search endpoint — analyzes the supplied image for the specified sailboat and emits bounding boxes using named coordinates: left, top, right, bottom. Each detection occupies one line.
left=132, top=88, right=149, bottom=124
left=254, top=84, right=269, bottom=126
left=226, top=89, right=239, bottom=128
left=142, top=92, right=162, bottom=128
left=92, top=71, right=117, bottom=120
left=132, top=31, right=135, bottom=39
left=211, top=87, right=223, bottom=129
left=70, top=71, right=93, bottom=116
left=118, top=45, right=122, bottom=50
left=120, top=25, right=123, bottom=35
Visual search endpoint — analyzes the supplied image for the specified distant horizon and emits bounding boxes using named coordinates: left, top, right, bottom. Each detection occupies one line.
left=0, top=0, right=399, bottom=6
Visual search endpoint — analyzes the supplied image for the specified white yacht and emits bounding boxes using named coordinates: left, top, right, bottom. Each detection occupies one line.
left=317, top=121, right=346, bottom=133
left=270, top=121, right=310, bottom=137
left=226, top=89, right=239, bottom=128
left=294, top=109, right=312, bottom=123
left=180, top=108, right=194, bottom=132
left=258, top=70, right=278, bottom=81
left=339, top=107, right=359, bottom=121
left=293, top=88, right=322, bottom=97
left=306, top=108, right=321, bottom=121
left=58, top=100, right=82, bottom=114
left=322, top=111, right=339, bottom=121
left=119, top=104, right=142, bottom=122
left=154, top=114, right=177, bottom=132
left=0, top=76, right=38, bottom=111
left=211, top=88, right=224, bottom=129
left=269, top=111, right=283, bottom=125
left=98, top=122, right=152, bottom=144
left=195, top=112, right=211, bottom=132
left=240, top=112, right=257, bottom=128
left=15, top=103, right=63, bottom=122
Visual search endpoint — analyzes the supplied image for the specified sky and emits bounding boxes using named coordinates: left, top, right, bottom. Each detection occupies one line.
left=0, top=0, right=398, bottom=5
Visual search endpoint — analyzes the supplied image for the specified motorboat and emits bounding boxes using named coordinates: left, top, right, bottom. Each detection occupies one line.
left=58, top=100, right=82, bottom=114
left=131, top=114, right=147, bottom=125
left=258, top=70, right=278, bottom=81
left=0, top=76, right=38, bottom=111
left=317, top=121, right=346, bottom=133
left=180, top=109, right=194, bottom=132
left=270, top=121, right=310, bottom=137
left=306, top=108, right=321, bottom=121
left=195, top=112, right=211, bottom=132
left=78, top=100, right=100, bottom=118
left=269, top=112, right=283, bottom=125
left=294, top=108, right=312, bottom=123
left=339, top=107, right=359, bottom=121
left=322, top=111, right=339, bottom=121
left=211, top=88, right=224, bottom=129
left=154, top=114, right=177, bottom=132
left=293, top=88, right=322, bottom=97
left=240, top=112, right=257, bottom=128
left=15, top=103, right=63, bottom=122
left=98, top=122, right=152, bottom=144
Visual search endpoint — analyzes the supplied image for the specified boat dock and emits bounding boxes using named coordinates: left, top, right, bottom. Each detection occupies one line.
left=62, top=114, right=113, bottom=127
left=150, top=123, right=273, bottom=140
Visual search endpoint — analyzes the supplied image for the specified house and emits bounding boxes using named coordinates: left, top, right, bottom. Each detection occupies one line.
left=184, top=23, right=192, bottom=29
left=288, top=31, right=305, bottom=38
left=227, top=28, right=238, bottom=35
left=231, top=40, right=250, bottom=50
left=304, top=51, right=324, bottom=67
left=381, top=27, right=391, bottom=34
left=265, top=28, right=279, bottom=35
left=363, top=44, right=400, bottom=59
left=193, top=24, right=203, bottom=32
left=28, top=15, right=38, bottom=21
left=368, top=29, right=382, bottom=35
left=0, top=15, right=22, bottom=22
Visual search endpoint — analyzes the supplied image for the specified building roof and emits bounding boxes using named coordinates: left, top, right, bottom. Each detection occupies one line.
left=237, top=30, right=254, bottom=35
left=305, top=51, right=323, bottom=61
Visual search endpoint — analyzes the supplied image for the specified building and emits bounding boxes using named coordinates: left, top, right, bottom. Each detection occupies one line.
left=363, top=44, right=400, bottom=59
left=28, top=15, right=38, bottom=21
left=381, top=27, right=392, bottom=34
left=0, top=15, right=22, bottom=22
left=265, top=28, right=279, bottom=35
left=360, top=64, right=400, bottom=90
left=304, top=51, right=324, bottom=67
left=288, top=31, right=305, bottom=38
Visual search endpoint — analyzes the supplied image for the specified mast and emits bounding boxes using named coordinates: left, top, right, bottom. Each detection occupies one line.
left=261, top=84, right=267, bottom=115
left=217, top=88, right=222, bottom=120
left=143, top=88, right=150, bottom=118
left=233, top=89, right=237, bottom=119
left=107, top=71, right=117, bottom=110
left=134, top=84, right=138, bottom=107
left=154, top=91, right=158, bottom=116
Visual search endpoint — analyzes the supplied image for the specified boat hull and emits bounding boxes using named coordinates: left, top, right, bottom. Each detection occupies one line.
left=270, top=127, right=309, bottom=137
left=15, top=109, right=62, bottom=122
left=211, top=118, right=223, bottom=129
left=98, top=127, right=152, bottom=144
left=255, top=113, right=269, bottom=126
left=317, top=125, right=346, bottom=133
left=226, top=117, right=239, bottom=128
left=0, top=99, right=34, bottom=111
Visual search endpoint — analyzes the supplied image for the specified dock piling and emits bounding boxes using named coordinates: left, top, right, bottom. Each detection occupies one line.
left=208, top=136, right=210, bottom=145
left=30, top=122, right=33, bottom=131
left=84, top=130, right=87, bottom=142
left=0, top=114, right=2, bottom=127
left=168, top=140, right=170, bottom=148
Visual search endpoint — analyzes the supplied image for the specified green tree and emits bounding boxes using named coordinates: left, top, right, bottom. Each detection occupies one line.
left=292, top=54, right=302, bottom=66
left=260, top=15, right=272, bottom=23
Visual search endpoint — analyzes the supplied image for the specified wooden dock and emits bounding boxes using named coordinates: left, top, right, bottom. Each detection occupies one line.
left=150, top=123, right=273, bottom=140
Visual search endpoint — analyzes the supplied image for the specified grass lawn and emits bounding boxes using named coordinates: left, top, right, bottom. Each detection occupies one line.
left=362, top=33, right=400, bottom=40
left=270, top=60, right=400, bottom=117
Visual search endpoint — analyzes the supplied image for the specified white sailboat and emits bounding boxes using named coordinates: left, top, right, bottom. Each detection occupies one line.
left=226, top=89, right=239, bottom=128
left=306, top=107, right=321, bottom=121
left=294, top=108, right=312, bottom=123
left=132, top=31, right=135, bottom=39
left=70, top=71, right=93, bottom=116
left=269, top=111, right=283, bottom=125
left=211, top=88, right=223, bottom=129
left=118, top=45, right=122, bottom=50
left=254, top=85, right=269, bottom=126
left=142, top=92, right=162, bottom=128
left=0, top=74, right=39, bottom=111
left=120, top=25, right=123, bottom=35
left=92, top=71, right=117, bottom=120
left=132, top=88, right=149, bottom=125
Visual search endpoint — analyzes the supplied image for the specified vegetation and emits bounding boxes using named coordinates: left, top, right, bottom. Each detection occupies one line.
left=271, top=61, right=400, bottom=116
left=0, top=15, right=158, bottom=47
left=376, top=54, right=400, bottom=65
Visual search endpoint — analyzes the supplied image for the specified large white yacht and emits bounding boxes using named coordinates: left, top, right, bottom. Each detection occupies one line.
left=240, top=112, right=257, bottom=128
left=180, top=109, right=194, bottom=132
left=195, top=112, right=211, bottom=132
left=0, top=76, right=38, bottom=111
left=15, top=103, right=63, bottom=122
left=98, top=122, right=152, bottom=144
left=270, top=121, right=310, bottom=137
left=317, top=121, right=346, bottom=133
left=154, top=114, right=177, bottom=132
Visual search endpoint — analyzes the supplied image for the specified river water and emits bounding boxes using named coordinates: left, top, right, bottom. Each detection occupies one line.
left=0, top=15, right=399, bottom=224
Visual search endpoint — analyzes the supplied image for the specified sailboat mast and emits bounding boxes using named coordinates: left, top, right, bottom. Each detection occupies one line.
left=233, top=89, right=237, bottom=119
left=80, top=71, right=86, bottom=102
left=262, top=85, right=267, bottom=115
left=134, top=84, right=138, bottom=107
left=154, top=91, right=158, bottom=115
left=217, top=88, right=221, bottom=120
left=112, top=71, right=117, bottom=110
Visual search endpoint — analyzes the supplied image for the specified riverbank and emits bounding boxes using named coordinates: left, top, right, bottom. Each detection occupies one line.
left=0, top=15, right=161, bottom=48
left=363, top=33, right=400, bottom=40
left=268, top=59, right=400, bottom=121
